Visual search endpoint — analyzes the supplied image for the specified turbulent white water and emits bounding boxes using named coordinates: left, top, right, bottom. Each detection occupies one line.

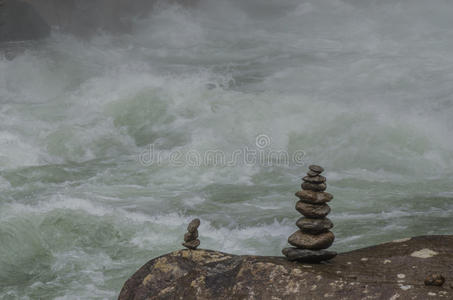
left=1, top=0, right=453, bottom=298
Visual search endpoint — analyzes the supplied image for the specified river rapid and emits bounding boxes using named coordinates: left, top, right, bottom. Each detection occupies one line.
left=1, top=0, right=453, bottom=298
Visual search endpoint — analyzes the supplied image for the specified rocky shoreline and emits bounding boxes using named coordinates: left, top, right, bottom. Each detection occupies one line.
left=119, top=235, right=453, bottom=300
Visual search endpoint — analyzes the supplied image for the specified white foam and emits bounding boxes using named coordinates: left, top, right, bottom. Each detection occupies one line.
left=0, top=130, right=43, bottom=168
left=2, top=1, right=453, bottom=299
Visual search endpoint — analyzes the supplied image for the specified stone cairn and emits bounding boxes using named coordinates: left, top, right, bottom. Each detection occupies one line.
left=282, top=165, right=337, bottom=262
left=183, top=218, right=201, bottom=250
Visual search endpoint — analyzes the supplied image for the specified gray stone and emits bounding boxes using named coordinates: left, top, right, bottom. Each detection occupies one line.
left=303, top=175, right=326, bottom=184
left=307, top=170, right=319, bottom=177
left=182, top=239, right=200, bottom=250
left=187, top=218, right=200, bottom=233
left=288, top=230, right=335, bottom=250
left=282, top=247, right=337, bottom=262
left=309, top=165, right=324, bottom=174
left=301, top=182, right=327, bottom=192
left=184, top=231, right=198, bottom=242
left=296, top=217, right=333, bottom=234
left=295, top=190, right=333, bottom=204
left=296, top=201, right=331, bottom=218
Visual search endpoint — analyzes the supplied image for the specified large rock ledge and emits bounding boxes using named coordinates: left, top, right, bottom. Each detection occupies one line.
left=119, top=235, right=453, bottom=299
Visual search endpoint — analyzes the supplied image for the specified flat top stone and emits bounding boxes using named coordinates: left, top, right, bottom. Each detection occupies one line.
left=308, top=165, right=324, bottom=173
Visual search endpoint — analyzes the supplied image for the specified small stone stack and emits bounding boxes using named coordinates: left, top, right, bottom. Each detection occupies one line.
left=183, top=218, right=201, bottom=250
left=282, top=165, right=337, bottom=263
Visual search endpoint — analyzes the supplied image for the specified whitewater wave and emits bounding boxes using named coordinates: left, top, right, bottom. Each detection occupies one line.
left=1, top=0, right=453, bottom=298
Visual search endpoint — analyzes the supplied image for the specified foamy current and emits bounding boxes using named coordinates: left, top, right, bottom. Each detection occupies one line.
left=1, top=0, right=453, bottom=298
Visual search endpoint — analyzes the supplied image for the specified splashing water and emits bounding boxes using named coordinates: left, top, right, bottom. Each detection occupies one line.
left=1, top=0, right=453, bottom=298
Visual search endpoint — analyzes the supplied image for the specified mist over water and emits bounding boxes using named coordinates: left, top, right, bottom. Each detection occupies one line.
left=1, top=0, right=453, bottom=298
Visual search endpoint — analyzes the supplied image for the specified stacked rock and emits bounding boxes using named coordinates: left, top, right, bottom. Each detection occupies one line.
left=282, top=165, right=337, bottom=263
left=182, top=218, right=201, bottom=250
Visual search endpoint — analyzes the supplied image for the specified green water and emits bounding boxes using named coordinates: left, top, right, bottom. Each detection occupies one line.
left=1, top=0, right=453, bottom=298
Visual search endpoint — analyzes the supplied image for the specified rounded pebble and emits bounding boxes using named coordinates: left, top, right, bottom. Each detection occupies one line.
left=296, top=201, right=331, bottom=218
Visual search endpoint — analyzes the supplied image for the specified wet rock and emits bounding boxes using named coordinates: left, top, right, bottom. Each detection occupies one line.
left=187, top=218, right=200, bottom=233
left=307, top=170, right=320, bottom=177
left=288, top=230, right=335, bottom=250
left=301, top=182, right=327, bottom=192
left=282, top=247, right=337, bottom=262
left=296, top=201, right=331, bottom=218
left=295, top=190, right=333, bottom=204
left=119, top=236, right=453, bottom=300
left=296, top=217, right=333, bottom=234
left=184, top=231, right=198, bottom=242
left=183, top=218, right=201, bottom=250
left=182, top=239, right=200, bottom=250
left=303, top=175, right=326, bottom=184
left=284, top=165, right=336, bottom=263
left=309, top=165, right=324, bottom=174
left=425, top=274, right=445, bottom=286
